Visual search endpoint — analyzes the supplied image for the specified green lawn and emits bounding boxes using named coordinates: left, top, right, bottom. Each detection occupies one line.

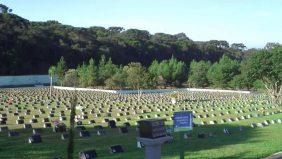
left=0, top=114, right=282, bottom=159
left=0, top=87, right=282, bottom=159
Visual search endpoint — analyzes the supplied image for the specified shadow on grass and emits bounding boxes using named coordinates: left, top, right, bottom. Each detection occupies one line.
left=0, top=122, right=263, bottom=159
left=182, top=99, right=212, bottom=102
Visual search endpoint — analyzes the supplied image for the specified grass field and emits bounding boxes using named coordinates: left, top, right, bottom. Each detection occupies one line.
left=0, top=87, right=281, bottom=159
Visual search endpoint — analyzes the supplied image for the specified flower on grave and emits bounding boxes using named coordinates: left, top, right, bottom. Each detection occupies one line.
left=7, top=97, right=13, bottom=104
left=75, top=115, right=81, bottom=122
left=76, top=105, right=83, bottom=110
left=53, top=119, right=60, bottom=126
left=170, top=93, right=178, bottom=99
left=170, top=93, right=178, bottom=104
left=171, top=98, right=176, bottom=104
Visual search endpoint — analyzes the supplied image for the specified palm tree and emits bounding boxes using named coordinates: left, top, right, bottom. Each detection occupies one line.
left=48, top=66, right=56, bottom=97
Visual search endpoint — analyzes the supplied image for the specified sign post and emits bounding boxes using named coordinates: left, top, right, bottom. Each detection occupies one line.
left=173, top=111, right=193, bottom=159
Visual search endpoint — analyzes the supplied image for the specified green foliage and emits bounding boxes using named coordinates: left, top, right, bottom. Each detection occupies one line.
left=231, top=43, right=246, bottom=51
left=148, top=60, right=161, bottom=87
left=105, top=67, right=126, bottom=89
left=229, top=74, right=247, bottom=89
left=0, top=12, right=244, bottom=75
left=235, top=61, right=256, bottom=89
left=87, top=58, right=98, bottom=86
left=48, top=66, right=56, bottom=77
left=207, top=55, right=240, bottom=88
left=56, top=56, right=67, bottom=86
left=76, top=63, right=88, bottom=87
left=98, top=55, right=118, bottom=85
left=149, top=57, right=188, bottom=87
left=244, top=46, right=282, bottom=103
left=76, top=58, right=98, bottom=87
left=148, top=60, right=159, bottom=77
left=253, top=80, right=265, bottom=90
left=169, top=58, right=188, bottom=86
left=245, top=46, right=282, bottom=84
left=63, top=69, right=78, bottom=87
left=123, top=62, right=149, bottom=89
left=188, top=60, right=211, bottom=87
left=0, top=4, right=9, bottom=13
left=50, top=45, right=280, bottom=93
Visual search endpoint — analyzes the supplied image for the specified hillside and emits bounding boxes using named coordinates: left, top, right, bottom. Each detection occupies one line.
left=0, top=13, right=248, bottom=75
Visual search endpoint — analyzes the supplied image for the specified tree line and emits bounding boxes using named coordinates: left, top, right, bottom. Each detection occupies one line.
left=49, top=45, right=281, bottom=104
left=1, top=5, right=254, bottom=75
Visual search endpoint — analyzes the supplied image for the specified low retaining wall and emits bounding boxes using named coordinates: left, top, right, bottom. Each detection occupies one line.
left=185, top=88, right=250, bottom=94
left=0, top=75, right=57, bottom=87
left=53, top=86, right=251, bottom=94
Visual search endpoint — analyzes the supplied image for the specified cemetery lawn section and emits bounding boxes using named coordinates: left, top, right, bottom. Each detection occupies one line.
left=0, top=87, right=282, bottom=159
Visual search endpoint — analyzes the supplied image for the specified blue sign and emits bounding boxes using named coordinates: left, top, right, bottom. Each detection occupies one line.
left=173, top=111, right=193, bottom=132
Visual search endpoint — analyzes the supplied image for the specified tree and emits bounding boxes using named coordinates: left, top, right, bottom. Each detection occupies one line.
left=0, top=4, right=11, bottom=13
left=123, top=62, right=148, bottom=89
left=123, top=62, right=149, bottom=101
left=207, top=55, right=240, bottom=88
left=148, top=60, right=159, bottom=77
left=264, top=42, right=280, bottom=50
left=77, top=63, right=88, bottom=87
left=230, top=60, right=256, bottom=89
left=108, top=27, right=124, bottom=34
left=229, top=74, right=248, bottom=90
left=105, top=68, right=126, bottom=89
left=158, top=57, right=188, bottom=87
left=209, top=40, right=229, bottom=48
left=170, top=58, right=187, bottom=86
left=63, top=69, right=78, bottom=87
left=1, top=12, right=243, bottom=76
left=148, top=60, right=161, bottom=87
left=244, top=46, right=282, bottom=104
left=48, top=66, right=56, bottom=97
left=231, top=43, right=246, bottom=51
left=188, top=60, right=211, bottom=87
left=56, top=56, right=67, bottom=86
left=98, top=55, right=118, bottom=85
left=87, top=58, right=98, bottom=86
left=120, top=29, right=150, bottom=41
left=174, top=32, right=189, bottom=40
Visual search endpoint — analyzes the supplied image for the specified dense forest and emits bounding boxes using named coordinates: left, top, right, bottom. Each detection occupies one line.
left=1, top=9, right=251, bottom=75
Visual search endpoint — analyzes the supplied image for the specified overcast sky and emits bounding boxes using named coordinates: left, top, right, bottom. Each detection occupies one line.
left=3, top=0, right=282, bottom=48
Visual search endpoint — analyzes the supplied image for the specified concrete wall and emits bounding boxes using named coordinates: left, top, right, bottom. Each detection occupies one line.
left=54, top=86, right=251, bottom=94
left=0, top=75, right=57, bottom=87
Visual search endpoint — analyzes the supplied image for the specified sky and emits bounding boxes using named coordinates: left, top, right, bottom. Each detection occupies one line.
left=2, top=0, right=282, bottom=48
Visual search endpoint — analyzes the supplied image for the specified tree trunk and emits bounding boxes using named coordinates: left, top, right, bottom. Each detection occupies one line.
left=49, top=76, right=53, bottom=98
left=262, top=78, right=282, bottom=105
left=67, top=89, right=77, bottom=159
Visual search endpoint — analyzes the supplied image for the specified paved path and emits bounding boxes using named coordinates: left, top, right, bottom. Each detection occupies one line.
left=264, top=152, right=282, bottom=159
left=54, top=86, right=251, bottom=94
